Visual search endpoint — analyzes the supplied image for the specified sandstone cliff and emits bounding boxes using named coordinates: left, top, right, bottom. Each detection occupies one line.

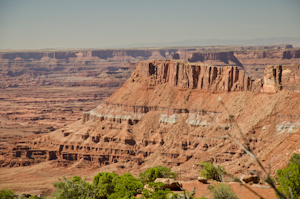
left=1, top=47, right=300, bottom=82
left=3, top=59, right=300, bottom=178
left=136, top=60, right=253, bottom=91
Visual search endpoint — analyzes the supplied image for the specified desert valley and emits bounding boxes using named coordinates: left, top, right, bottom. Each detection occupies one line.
left=0, top=45, right=300, bottom=198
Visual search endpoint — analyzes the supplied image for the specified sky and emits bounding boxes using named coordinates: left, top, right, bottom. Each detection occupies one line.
left=0, top=0, right=299, bottom=50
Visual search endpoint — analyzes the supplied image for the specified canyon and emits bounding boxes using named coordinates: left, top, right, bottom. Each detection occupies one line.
left=0, top=45, right=300, bottom=197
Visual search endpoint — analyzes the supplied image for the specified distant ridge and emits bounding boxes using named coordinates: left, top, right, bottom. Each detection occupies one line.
left=107, top=37, right=300, bottom=48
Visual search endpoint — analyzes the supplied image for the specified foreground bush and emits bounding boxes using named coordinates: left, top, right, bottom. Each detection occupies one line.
left=109, top=173, right=143, bottom=199
left=200, top=162, right=226, bottom=182
left=52, top=176, right=97, bottom=199
left=52, top=166, right=180, bottom=198
left=139, top=166, right=178, bottom=184
left=93, top=172, right=119, bottom=198
left=208, top=183, right=239, bottom=199
left=276, top=153, right=300, bottom=199
left=0, top=188, right=17, bottom=199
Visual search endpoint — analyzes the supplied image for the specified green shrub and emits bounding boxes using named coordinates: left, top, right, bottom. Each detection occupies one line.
left=139, top=166, right=178, bottom=184
left=199, top=162, right=226, bottom=182
left=52, top=176, right=96, bottom=199
left=93, top=172, right=144, bottom=199
left=93, top=172, right=119, bottom=198
left=0, top=188, right=17, bottom=199
left=276, top=153, right=300, bottom=199
left=209, top=183, right=239, bottom=199
left=109, top=173, right=143, bottom=199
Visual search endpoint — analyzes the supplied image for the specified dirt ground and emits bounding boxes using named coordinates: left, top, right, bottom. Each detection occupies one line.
left=0, top=161, right=276, bottom=198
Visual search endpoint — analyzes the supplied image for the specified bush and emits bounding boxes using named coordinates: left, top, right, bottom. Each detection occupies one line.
left=0, top=188, right=17, bottom=199
left=139, top=166, right=178, bottom=184
left=93, top=172, right=119, bottom=198
left=93, top=172, right=144, bottom=199
left=109, top=173, right=143, bottom=199
left=52, top=176, right=97, bottom=199
left=209, top=183, right=239, bottom=199
left=199, top=162, right=226, bottom=182
left=53, top=176, right=96, bottom=198
left=276, top=153, right=300, bottom=199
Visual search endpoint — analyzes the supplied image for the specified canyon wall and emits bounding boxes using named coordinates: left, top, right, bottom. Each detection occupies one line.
left=3, top=60, right=300, bottom=172
left=132, top=60, right=300, bottom=93
left=1, top=47, right=300, bottom=183
left=137, top=60, right=252, bottom=91
left=1, top=46, right=300, bottom=81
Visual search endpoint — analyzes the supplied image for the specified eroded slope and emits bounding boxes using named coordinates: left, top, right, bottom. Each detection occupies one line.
left=3, top=60, right=300, bottom=181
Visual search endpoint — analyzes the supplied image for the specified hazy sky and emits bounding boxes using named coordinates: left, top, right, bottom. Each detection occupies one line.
left=0, top=0, right=299, bottom=49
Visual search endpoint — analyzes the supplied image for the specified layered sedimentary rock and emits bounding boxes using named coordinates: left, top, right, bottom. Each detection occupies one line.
left=3, top=59, right=300, bottom=177
left=182, top=51, right=243, bottom=67
left=178, top=48, right=300, bottom=79
left=1, top=46, right=300, bottom=83
left=263, top=65, right=282, bottom=93
left=281, top=64, right=300, bottom=93
left=179, top=49, right=300, bottom=66
left=137, top=60, right=252, bottom=91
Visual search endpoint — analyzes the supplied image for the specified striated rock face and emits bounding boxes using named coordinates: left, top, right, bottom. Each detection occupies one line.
left=263, top=65, right=282, bottom=93
left=183, top=51, right=243, bottom=67
left=178, top=48, right=300, bottom=79
left=2, top=59, right=300, bottom=183
left=136, top=60, right=252, bottom=91
left=282, top=64, right=300, bottom=93
left=0, top=49, right=177, bottom=61
left=282, top=49, right=300, bottom=59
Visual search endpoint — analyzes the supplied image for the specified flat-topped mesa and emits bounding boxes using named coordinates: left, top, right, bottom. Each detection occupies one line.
left=136, top=60, right=252, bottom=91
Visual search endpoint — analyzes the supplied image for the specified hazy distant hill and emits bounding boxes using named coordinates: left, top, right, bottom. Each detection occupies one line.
left=108, top=37, right=300, bottom=48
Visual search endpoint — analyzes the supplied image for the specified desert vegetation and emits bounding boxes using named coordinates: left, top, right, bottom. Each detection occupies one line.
left=2, top=154, right=300, bottom=198
left=199, top=162, right=226, bottom=182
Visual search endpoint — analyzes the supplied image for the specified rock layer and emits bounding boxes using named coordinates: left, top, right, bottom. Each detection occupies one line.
left=1, top=60, right=300, bottom=183
left=137, top=60, right=252, bottom=91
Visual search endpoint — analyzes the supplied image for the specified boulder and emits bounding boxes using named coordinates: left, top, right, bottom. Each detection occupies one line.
left=143, top=184, right=154, bottom=192
left=197, top=177, right=207, bottom=184
left=242, top=175, right=260, bottom=183
left=154, top=178, right=182, bottom=190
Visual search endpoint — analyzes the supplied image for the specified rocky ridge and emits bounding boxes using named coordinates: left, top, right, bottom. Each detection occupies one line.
left=2, top=60, right=300, bottom=180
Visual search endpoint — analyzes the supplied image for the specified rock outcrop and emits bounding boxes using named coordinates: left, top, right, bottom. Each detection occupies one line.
left=137, top=60, right=252, bottom=91
left=263, top=65, right=282, bottom=93
left=1, top=58, right=300, bottom=186
left=281, top=64, right=300, bottom=93
left=1, top=47, right=300, bottom=82
left=154, top=178, right=182, bottom=190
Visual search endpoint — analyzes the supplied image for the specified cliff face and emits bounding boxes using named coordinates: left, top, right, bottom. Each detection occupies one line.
left=0, top=49, right=178, bottom=61
left=263, top=65, right=282, bottom=93
left=182, top=51, right=243, bottom=67
left=2, top=50, right=300, bottom=180
left=176, top=49, right=300, bottom=79
left=1, top=47, right=300, bottom=81
left=137, top=60, right=252, bottom=91
left=179, top=49, right=300, bottom=64
left=282, top=64, right=300, bottom=92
